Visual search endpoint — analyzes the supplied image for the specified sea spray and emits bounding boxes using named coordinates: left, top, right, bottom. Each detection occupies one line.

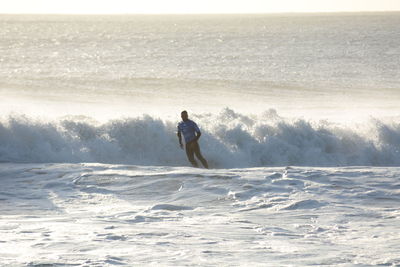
left=1, top=109, right=399, bottom=167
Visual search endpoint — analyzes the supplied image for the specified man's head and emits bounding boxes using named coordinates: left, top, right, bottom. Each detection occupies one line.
left=181, top=110, right=188, bottom=121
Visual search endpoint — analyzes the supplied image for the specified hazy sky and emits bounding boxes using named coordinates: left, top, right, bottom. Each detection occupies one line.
left=2, top=0, right=400, bottom=14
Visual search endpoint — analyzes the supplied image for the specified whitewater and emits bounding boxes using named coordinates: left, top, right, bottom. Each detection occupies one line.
left=1, top=13, right=400, bottom=266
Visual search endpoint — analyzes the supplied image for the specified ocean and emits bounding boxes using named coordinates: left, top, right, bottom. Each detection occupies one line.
left=0, top=13, right=400, bottom=266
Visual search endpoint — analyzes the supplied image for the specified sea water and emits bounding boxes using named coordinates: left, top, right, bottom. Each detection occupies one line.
left=0, top=13, right=400, bottom=266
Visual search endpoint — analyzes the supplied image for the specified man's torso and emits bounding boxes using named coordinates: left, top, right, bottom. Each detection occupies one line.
left=178, top=120, right=200, bottom=143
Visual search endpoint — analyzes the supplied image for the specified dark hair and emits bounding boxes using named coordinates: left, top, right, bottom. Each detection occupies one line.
left=181, top=110, right=188, bottom=115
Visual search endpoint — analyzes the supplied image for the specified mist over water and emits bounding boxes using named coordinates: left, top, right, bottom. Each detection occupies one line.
left=1, top=13, right=400, bottom=166
left=1, top=13, right=400, bottom=121
left=1, top=108, right=399, bottom=167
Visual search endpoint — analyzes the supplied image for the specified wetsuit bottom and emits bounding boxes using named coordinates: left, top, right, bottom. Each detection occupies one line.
left=185, top=141, right=208, bottom=168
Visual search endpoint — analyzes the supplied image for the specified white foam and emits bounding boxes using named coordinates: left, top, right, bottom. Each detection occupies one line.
left=1, top=163, right=399, bottom=266
left=1, top=109, right=399, bottom=167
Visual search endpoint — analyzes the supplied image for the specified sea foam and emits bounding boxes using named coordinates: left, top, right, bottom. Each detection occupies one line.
left=1, top=108, right=399, bottom=167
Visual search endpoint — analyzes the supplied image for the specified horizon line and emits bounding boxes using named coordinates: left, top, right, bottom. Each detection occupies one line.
left=1, top=10, right=400, bottom=16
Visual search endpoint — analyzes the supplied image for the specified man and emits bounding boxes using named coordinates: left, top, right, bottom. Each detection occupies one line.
left=177, top=110, right=209, bottom=168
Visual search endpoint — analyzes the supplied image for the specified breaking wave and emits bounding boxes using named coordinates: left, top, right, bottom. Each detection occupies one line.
left=1, top=108, right=400, bottom=167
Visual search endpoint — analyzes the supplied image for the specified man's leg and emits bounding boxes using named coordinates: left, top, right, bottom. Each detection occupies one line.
left=185, top=143, right=198, bottom=167
left=193, top=142, right=209, bottom=169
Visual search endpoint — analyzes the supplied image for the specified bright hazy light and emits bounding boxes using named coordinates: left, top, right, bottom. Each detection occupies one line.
left=1, top=0, right=400, bottom=14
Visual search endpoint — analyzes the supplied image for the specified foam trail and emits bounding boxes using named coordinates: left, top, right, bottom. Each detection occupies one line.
left=1, top=163, right=400, bottom=266
left=1, top=109, right=400, bottom=167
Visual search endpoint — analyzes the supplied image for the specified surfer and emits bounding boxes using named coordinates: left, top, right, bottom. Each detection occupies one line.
left=177, top=110, right=209, bottom=168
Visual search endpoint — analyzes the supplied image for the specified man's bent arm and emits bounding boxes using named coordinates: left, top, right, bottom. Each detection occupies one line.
left=195, top=131, right=201, bottom=142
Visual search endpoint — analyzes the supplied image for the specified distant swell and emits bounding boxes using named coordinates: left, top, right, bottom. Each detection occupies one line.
left=1, top=109, right=400, bottom=167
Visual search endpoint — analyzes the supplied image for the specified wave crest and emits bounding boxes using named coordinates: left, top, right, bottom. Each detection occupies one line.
left=1, top=109, right=400, bottom=167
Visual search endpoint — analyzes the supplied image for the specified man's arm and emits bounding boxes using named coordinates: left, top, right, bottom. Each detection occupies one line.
left=194, top=131, right=201, bottom=142
left=193, top=121, right=201, bottom=142
left=177, top=127, right=183, bottom=149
